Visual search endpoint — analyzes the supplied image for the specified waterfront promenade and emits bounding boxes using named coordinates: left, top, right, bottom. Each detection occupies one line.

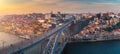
left=70, top=32, right=120, bottom=43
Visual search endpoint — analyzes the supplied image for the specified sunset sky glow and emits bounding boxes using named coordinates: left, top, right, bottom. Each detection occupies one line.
left=0, top=0, right=120, bottom=15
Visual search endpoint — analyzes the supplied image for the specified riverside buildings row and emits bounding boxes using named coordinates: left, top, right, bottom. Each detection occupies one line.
left=1, top=12, right=120, bottom=39
left=74, top=12, right=120, bottom=41
left=0, top=12, right=68, bottom=39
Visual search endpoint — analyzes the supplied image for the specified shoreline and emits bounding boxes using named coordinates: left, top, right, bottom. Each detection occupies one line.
left=68, top=38, right=120, bottom=43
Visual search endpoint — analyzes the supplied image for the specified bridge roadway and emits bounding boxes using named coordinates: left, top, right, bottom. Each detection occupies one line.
left=9, top=17, right=74, bottom=54
left=0, top=17, right=93, bottom=54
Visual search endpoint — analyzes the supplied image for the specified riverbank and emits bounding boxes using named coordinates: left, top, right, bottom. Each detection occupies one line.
left=68, top=38, right=120, bottom=43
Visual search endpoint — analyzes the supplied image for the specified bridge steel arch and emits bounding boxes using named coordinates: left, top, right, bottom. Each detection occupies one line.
left=10, top=18, right=74, bottom=54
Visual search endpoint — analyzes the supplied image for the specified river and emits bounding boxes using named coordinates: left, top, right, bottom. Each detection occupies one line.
left=62, top=40, right=120, bottom=54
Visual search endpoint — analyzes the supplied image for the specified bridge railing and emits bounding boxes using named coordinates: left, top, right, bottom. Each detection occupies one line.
left=10, top=17, right=74, bottom=54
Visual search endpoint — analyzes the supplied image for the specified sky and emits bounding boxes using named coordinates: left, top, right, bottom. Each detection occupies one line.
left=0, top=0, right=120, bottom=15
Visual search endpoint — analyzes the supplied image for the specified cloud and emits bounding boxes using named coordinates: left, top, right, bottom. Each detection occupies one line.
left=6, top=0, right=32, bottom=4
left=1, top=0, right=120, bottom=15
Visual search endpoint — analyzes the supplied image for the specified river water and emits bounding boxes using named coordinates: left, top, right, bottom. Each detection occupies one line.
left=62, top=40, right=120, bottom=54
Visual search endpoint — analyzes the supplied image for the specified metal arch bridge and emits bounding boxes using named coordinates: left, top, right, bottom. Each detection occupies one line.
left=10, top=18, right=74, bottom=54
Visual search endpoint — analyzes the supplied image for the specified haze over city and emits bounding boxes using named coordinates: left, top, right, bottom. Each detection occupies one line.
left=1, top=0, right=120, bottom=54
left=0, top=0, right=120, bottom=15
